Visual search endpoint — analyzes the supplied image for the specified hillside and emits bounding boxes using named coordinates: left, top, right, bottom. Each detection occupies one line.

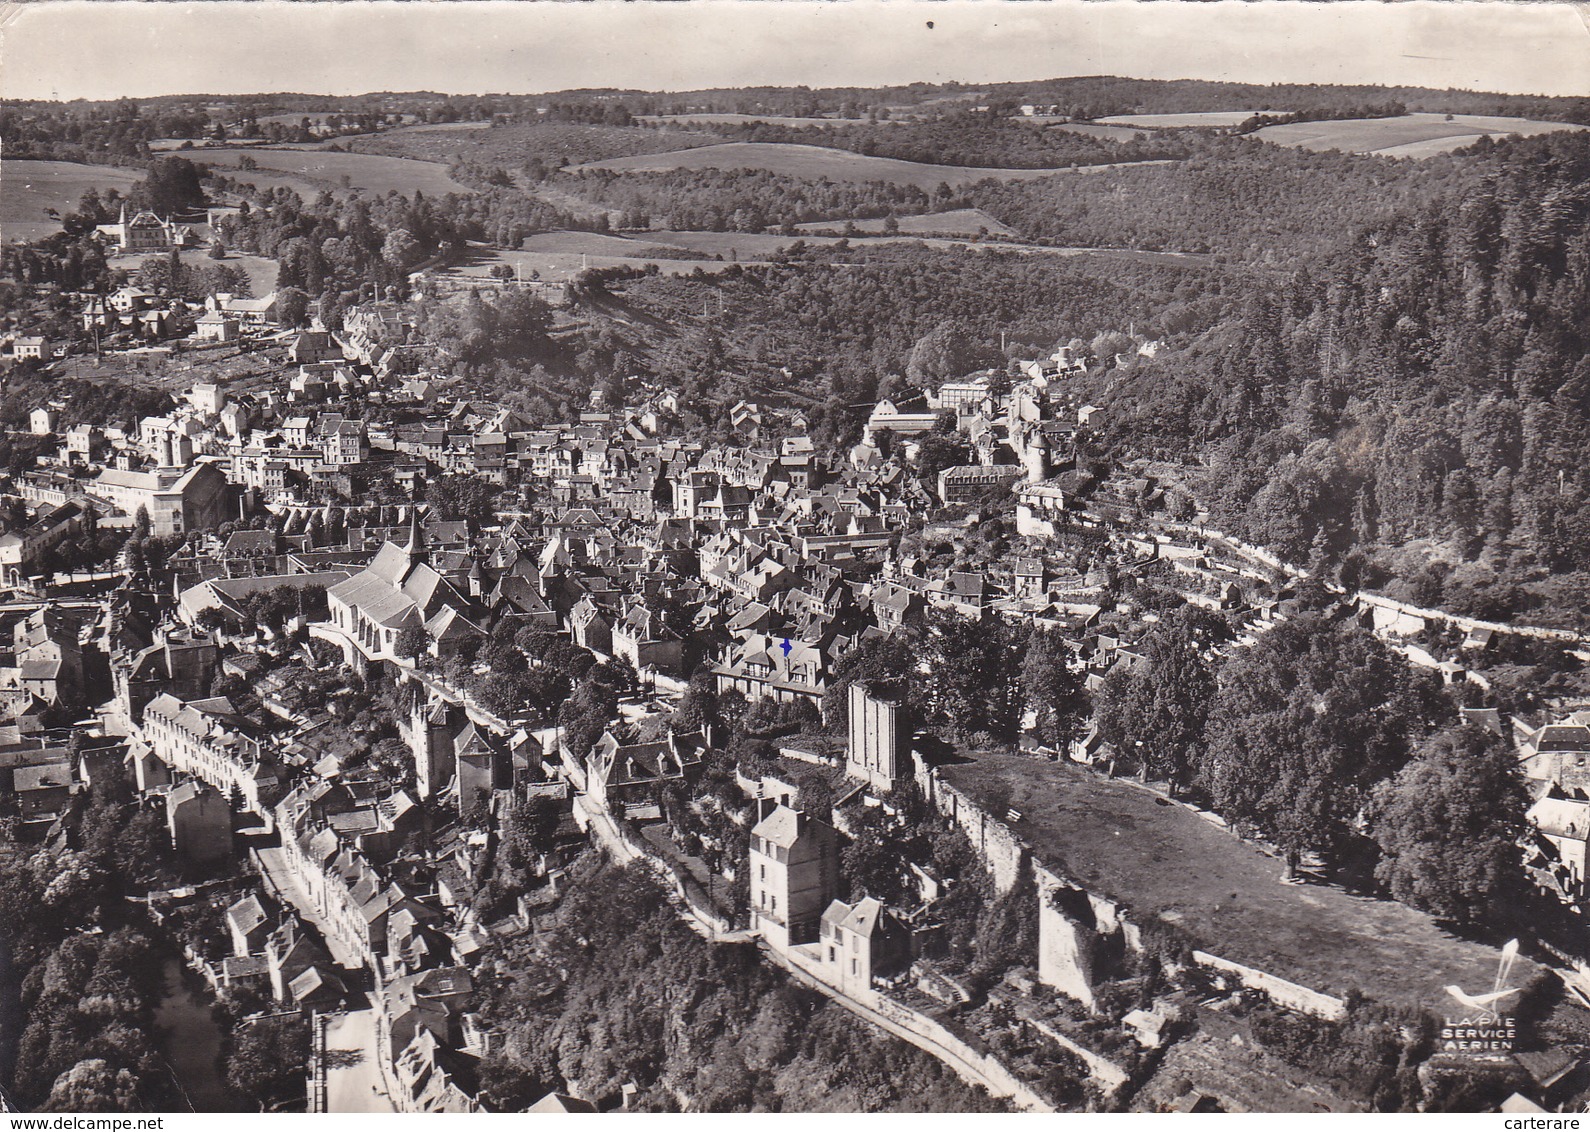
left=1089, top=129, right=1590, bottom=625
left=348, top=120, right=727, bottom=169
left=568, top=142, right=1083, bottom=189
left=968, top=138, right=1479, bottom=258
left=792, top=208, right=1016, bottom=237
left=942, top=753, right=1520, bottom=1012
left=1, top=159, right=145, bottom=242
left=1257, top=112, right=1587, bottom=157
left=477, top=862, right=1010, bottom=1113
left=196, top=146, right=473, bottom=196
left=534, top=242, right=1234, bottom=427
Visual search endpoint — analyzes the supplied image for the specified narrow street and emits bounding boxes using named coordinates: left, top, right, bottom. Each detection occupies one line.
left=321, top=1010, right=396, bottom=1113
left=254, top=846, right=368, bottom=970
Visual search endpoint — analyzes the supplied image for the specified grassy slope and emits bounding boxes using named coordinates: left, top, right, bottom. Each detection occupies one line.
left=1097, top=111, right=1278, bottom=128
left=196, top=147, right=472, bottom=195
left=793, top=208, right=1017, bottom=237
left=2, top=159, right=145, bottom=242
left=348, top=121, right=726, bottom=167
left=939, top=752, right=1521, bottom=1011
left=568, top=142, right=1086, bottom=189
left=1258, top=112, right=1586, bottom=156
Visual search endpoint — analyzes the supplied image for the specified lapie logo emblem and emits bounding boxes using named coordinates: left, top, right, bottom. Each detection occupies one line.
left=1439, top=939, right=1521, bottom=1053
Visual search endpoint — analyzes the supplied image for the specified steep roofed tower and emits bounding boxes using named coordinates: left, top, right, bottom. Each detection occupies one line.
left=403, top=506, right=427, bottom=569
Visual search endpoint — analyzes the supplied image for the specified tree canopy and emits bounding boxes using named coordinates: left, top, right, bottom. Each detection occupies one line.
left=1369, top=724, right=1529, bottom=924
left=1199, top=613, right=1449, bottom=863
left=1094, top=605, right=1222, bottom=790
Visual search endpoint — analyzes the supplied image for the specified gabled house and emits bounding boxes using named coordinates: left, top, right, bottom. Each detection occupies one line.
left=749, top=803, right=838, bottom=951
left=1529, top=793, right=1590, bottom=899
left=227, top=893, right=274, bottom=958
left=610, top=599, right=685, bottom=676
left=581, top=727, right=704, bottom=809
left=715, top=631, right=834, bottom=705
left=821, top=897, right=911, bottom=995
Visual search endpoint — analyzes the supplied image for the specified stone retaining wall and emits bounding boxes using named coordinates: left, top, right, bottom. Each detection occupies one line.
left=771, top=942, right=1053, bottom=1112
left=925, top=768, right=1350, bottom=1024
left=1190, top=951, right=1346, bottom=1021
left=916, top=765, right=1029, bottom=894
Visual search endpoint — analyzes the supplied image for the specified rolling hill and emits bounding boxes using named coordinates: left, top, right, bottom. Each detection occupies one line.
left=195, top=147, right=472, bottom=196
left=1257, top=112, right=1587, bottom=157
left=568, top=142, right=1094, bottom=189
left=2, top=160, right=145, bottom=243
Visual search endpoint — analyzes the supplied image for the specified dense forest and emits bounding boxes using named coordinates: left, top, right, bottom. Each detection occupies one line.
left=0, top=778, right=194, bottom=1111
left=969, top=136, right=1478, bottom=258
left=1083, top=131, right=1590, bottom=616
left=689, top=115, right=1187, bottom=170
left=565, top=244, right=1236, bottom=435
left=1091, top=602, right=1534, bottom=928
left=529, top=137, right=1463, bottom=255
left=551, top=168, right=946, bottom=231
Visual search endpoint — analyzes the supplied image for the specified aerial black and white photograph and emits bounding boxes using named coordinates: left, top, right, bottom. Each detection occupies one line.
left=0, top=0, right=1588, bottom=1116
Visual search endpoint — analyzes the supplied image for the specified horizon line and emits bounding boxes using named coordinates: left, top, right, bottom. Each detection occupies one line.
left=5, top=1, right=1588, bottom=103
left=11, top=71, right=1588, bottom=106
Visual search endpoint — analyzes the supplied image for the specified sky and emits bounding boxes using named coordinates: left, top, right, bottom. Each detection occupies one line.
left=2, top=0, right=1589, bottom=103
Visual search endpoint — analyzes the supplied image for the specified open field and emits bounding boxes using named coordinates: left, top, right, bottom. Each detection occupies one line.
left=522, top=230, right=680, bottom=256
left=638, top=231, right=809, bottom=258
left=2, top=160, right=145, bottom=242
left=347, top=120, right=489, bottom=137
left=1257, top=112, right=1587, bottom=156
left=1044, top=122, right=1148, bottom=142
left=440, top=241, right=758, bottom=284
left=176, top=248, right=278, bottom=295
left=304, top=121, right=492, bottom=152
left=414, top=228, right=1214, bottom=293
left=939, top=752, right=1524, bottom=1011
left=568, top=142, right=1084, bottom=189
left=1097, top=110, right=1276, bottom=128
left=98, top=247, right=280, bottom=299
left=793, top=207, right=1017, bottom=238
left=196, top=147, right=472, bottom=196
left=544, top=226, right=1206, bottom=266
left=197, top=163, right=325, bottom=204
left=1371, top=135, right=1488, bottom=159
left=348, top=121, right=724, bottom=168
left=638, top=114, right=871, bottom=129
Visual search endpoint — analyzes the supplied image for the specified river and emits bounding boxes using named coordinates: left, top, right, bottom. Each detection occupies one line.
left=154, top=960, right=238, bottom=1112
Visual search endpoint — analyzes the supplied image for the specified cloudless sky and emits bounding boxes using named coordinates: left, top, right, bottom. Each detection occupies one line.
left=3, top=0, right=1588, bottom=102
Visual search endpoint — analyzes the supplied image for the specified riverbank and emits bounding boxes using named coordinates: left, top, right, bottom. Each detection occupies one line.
left=154, top=959, right=241, bottom=1112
